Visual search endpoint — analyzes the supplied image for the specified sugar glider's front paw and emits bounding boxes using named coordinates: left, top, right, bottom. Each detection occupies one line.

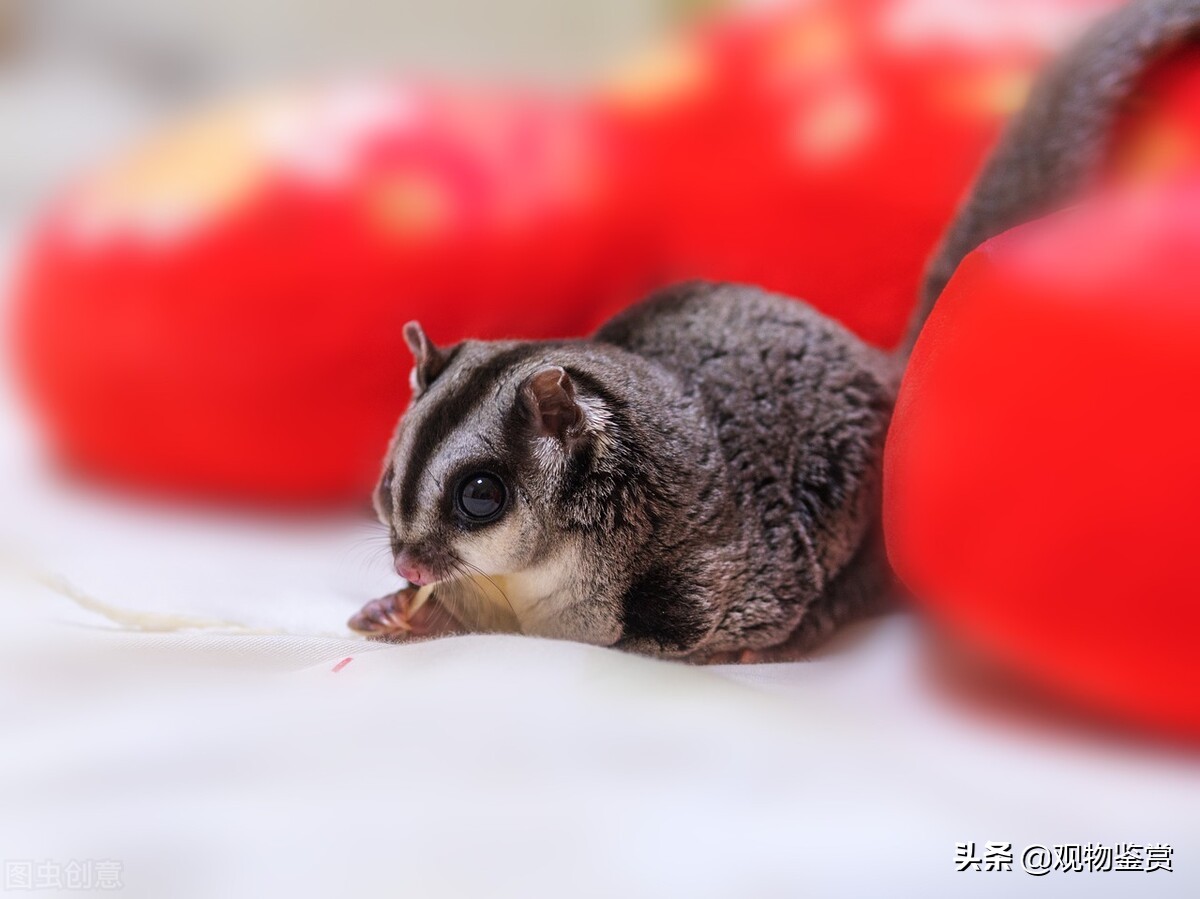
left=347, top=586, right=461, bottom=642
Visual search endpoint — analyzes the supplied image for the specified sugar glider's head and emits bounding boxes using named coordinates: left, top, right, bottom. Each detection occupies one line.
left=376, top=321, right=614, bottom=598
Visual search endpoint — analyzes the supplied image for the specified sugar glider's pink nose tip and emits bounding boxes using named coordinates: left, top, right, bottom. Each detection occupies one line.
left=394, top=554, right=432, bottom=587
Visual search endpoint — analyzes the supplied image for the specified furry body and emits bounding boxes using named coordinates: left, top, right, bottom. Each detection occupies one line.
left=361, top=282, right=896, bottom=660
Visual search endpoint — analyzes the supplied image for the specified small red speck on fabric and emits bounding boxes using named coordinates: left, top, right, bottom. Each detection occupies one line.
left=331, top=657, right=353, bottom=673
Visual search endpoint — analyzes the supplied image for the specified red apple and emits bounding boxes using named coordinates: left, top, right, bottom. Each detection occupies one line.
left=884, top=181, right=1200, bottom=737
left=13, top=83, right=651, bottom=504
left=600, top=0, right=1119, bottom=348
left=1109, top=41, right=1200, bottom=184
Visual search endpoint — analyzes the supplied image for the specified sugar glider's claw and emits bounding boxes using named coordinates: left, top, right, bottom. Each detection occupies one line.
left=348, top=584, right=460, bottom=642
left=348, top=590, right=415, bottom=639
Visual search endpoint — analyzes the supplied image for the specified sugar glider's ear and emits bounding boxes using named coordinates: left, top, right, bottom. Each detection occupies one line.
left=522, top=366, right=584, bottom=444
left=403, top=321, right=447, bottom=394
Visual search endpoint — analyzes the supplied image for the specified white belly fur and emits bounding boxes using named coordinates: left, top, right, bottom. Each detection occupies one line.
left=427, top=550, right=577, bottom=635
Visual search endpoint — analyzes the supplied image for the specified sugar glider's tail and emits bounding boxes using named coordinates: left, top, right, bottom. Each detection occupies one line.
left=902, top=0, right=1200, bottom=353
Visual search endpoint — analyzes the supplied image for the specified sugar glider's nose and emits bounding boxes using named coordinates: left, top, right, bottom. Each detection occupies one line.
left=394, top=552, right=434, bottom=587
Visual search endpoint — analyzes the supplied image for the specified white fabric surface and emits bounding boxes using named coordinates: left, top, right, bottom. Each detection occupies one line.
left=1, top=241, right=1197, bottom=898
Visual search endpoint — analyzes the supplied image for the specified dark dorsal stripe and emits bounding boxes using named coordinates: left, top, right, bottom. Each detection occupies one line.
left=398, top=344, right=548, bottom=521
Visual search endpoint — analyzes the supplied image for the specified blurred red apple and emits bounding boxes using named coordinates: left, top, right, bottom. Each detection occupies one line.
left=884, top=181, right=1200, bottom=738
left=13, top=83, right=650, bottom=504
left=1109, top=41, right=1200, bottom=183
left=600, top=0, right=1119, bottom=348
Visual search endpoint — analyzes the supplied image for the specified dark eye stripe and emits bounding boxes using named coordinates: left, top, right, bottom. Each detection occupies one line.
left=399, top=345, right=546, bottom=521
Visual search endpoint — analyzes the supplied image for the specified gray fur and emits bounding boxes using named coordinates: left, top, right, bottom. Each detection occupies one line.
left=908, top=0, right=1200, bottom=351
left=594, top=283, right=898, bottom=658
left=373, top=282, right=896, bottom=660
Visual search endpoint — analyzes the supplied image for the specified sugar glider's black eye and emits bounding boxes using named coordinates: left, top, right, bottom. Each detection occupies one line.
left=456, top=473, right=506, bottom=522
